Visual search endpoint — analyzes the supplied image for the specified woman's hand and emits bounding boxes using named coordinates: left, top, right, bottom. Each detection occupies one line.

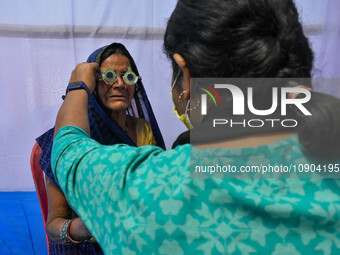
left=69, top=217, right=93, bottom=241
left=69, top=62, right=99, bottom=93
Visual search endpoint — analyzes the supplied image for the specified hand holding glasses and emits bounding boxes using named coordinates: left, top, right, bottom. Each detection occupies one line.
left=100, top=67, right=141, bottom=86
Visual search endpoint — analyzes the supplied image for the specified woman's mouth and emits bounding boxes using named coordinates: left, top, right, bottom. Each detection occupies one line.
left=109, top=95, right=126, bottom=98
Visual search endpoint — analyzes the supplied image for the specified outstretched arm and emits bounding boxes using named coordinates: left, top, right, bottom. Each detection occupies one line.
left=54, top=62, right=98, bottom=136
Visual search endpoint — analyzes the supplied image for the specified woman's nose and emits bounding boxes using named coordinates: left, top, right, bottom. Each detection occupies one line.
left=113, top=76, right=125, bottom=89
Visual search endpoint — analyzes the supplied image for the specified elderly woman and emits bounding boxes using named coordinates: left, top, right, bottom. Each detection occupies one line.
left=36, top=42, right=165, bottom=254
left=50, top=0, right=340, bottom=254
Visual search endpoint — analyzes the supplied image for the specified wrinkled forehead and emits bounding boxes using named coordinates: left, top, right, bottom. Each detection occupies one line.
left=100, top=54, right=131, bottom=73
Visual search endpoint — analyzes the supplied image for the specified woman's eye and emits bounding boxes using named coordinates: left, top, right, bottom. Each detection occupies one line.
left=106, top=72, right=114, bottom=79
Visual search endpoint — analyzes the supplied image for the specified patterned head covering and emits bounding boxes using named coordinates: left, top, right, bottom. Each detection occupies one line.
left=37, top=42, right=165, bottom=184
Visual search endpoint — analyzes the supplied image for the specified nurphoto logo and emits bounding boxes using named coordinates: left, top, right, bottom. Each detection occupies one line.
left=195, top=79, right=312, bottom=128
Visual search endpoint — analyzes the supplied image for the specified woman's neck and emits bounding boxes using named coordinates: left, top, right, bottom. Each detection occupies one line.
left=110, top=111, right=128, bottom=132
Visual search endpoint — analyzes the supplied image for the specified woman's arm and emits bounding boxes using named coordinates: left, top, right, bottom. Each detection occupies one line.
left=45, top=175, right=92, bottom=242
left=54, top=62, right=98, bottom=136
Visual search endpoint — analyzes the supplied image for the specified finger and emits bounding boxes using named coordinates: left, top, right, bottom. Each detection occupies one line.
left=89, top=62, right=99, bottom=71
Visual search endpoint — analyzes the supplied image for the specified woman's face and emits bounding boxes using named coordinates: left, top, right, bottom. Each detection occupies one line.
left=97, top=54, right=135, bottom=113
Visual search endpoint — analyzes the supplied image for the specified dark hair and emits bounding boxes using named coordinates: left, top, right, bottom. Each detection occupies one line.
left=164, top=0, right=340, bottom=159
left=99, top=43, right=141, bottom=79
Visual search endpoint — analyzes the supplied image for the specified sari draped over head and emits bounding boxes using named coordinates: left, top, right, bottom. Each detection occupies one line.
left=36, top=42, right=165, bottom=185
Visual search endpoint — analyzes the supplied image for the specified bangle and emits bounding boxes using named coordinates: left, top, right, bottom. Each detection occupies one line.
left=60, top=218, right=82, bottom=244
left=60, top=219, right=71, bottom=244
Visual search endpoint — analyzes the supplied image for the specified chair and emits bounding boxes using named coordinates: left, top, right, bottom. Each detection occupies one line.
left=30, top=142, right=49, bottom=253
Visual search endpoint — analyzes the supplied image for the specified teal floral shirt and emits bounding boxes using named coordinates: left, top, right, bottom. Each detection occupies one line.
left=52, top=126, right=340, bottom=255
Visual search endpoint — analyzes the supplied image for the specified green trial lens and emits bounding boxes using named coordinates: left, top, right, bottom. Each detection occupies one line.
left=101, top=67, right=141, bottom=86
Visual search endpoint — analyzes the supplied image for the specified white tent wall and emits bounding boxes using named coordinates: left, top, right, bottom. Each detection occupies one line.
left=0, top=0, right=339, bottom=191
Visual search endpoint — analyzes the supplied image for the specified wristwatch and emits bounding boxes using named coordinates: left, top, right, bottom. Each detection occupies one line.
left=62, top=81, right=91, bottom=100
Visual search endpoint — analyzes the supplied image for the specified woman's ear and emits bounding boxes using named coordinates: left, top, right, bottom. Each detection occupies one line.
left=173, top=53, right=191, bottom=100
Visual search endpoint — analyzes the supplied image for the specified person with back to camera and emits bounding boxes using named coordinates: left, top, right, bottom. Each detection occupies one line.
left=50, top=0, right=340, bottom=254
left=36, top=42, right=165, bottom=254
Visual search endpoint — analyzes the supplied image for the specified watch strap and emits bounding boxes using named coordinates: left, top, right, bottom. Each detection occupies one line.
left=62, top=81, right=91, bottom=101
